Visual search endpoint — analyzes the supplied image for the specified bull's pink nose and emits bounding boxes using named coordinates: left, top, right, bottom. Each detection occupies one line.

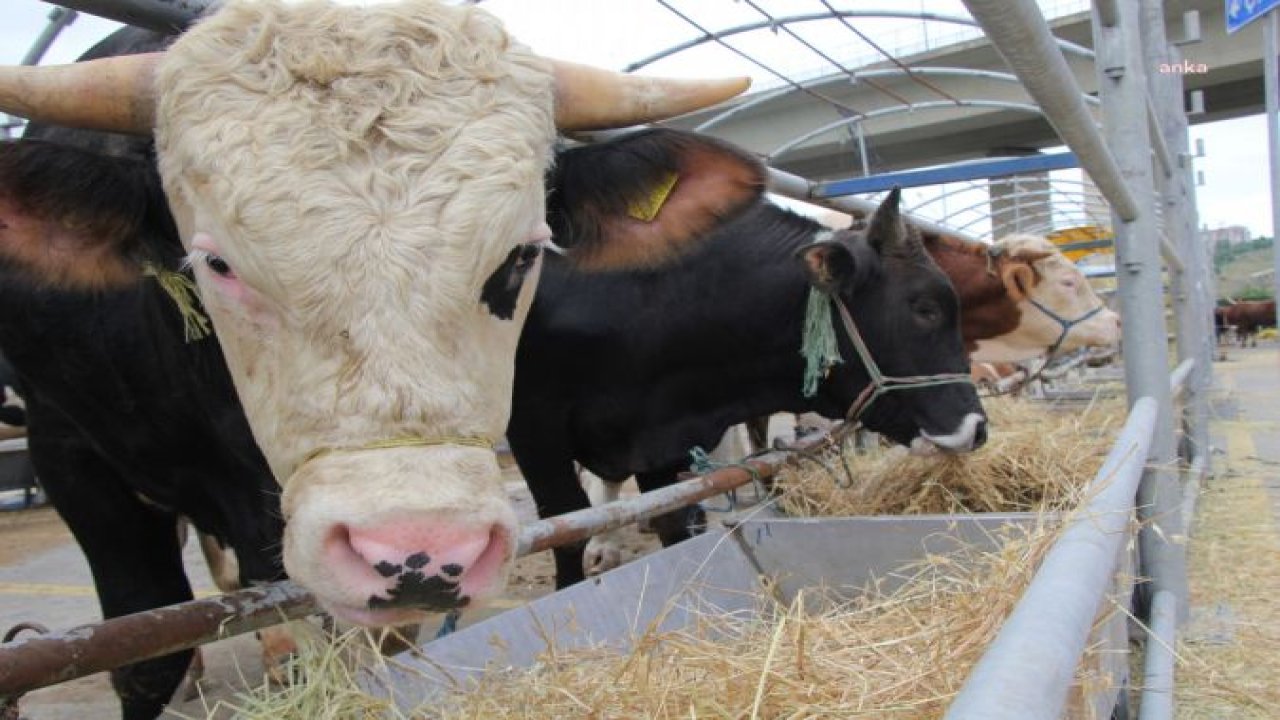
left=327, top=518, right=511, bottom=613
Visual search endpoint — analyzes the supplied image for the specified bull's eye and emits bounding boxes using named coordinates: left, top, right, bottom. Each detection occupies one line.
left=203, top=253, right=234, bottom=278
left=913, top=303, right=940, bottom=324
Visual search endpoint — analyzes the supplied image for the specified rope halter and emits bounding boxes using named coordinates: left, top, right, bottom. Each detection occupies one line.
left=1025, top=297, right=1107, bottom=364
left=301, top=435, right=495, bottom=466
left=801, top=286, right=974, bottom=424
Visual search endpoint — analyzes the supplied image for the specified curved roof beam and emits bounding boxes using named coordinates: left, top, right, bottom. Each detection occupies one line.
left=768, top=99, right=1048, bottom=161
left=627, top=10, right=1096, bottom=73
left=851, top=68, right=1102, bottom=107
left=908, top=177, right=1106, bottom=215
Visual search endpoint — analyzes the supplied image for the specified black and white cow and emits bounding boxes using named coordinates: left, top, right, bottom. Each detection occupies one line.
left=508, top=130, right=988, bottom=590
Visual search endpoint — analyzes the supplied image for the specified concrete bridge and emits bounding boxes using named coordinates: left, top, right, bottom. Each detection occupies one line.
left=663, top=0, right=1253, bottom=183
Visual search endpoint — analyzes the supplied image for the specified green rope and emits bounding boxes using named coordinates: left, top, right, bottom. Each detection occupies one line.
left=687, top=445, right=767, bottom=513
left=800, top=286, right=843, bottom=398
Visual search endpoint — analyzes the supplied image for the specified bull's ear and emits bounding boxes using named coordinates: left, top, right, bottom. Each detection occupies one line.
left=797, top=240, right=856, bottom=295
left=547, top=129, right=766, bottom=271
left=0, top=140, right=157, bottom=290
left=1000, top=261, right=1038, bottom=302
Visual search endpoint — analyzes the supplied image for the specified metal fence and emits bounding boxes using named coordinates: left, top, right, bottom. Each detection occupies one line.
left=0, top=1, right=1216, bottom=718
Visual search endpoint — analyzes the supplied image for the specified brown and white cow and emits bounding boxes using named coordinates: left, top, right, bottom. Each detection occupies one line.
left=924, top=233, right=1121, bottom=363
left=0, top=0, right=751, bottom=628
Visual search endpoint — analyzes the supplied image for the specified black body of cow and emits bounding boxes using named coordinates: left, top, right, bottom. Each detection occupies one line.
left=2, top=28, right=284, bottom=720
left=509, top=131, right=984, bottom=590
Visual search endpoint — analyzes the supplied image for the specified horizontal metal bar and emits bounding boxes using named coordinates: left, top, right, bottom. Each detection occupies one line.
left=815, top=152, right=1079, bottom=197
left=1138, top=589, right=1177, bottom=720
left=945, top=396, right=1158, bottom=720
left=961, top=0, right=1140, bottom=221
left=46, top=0, right=205, bottom=33
left=1055, top=238, right=1115, bottom=252
left=765, top=166, right=972, bottom=240
left=0, top=582, right=316, bottom=698
left=1169, top=358, right=1195, bottom=397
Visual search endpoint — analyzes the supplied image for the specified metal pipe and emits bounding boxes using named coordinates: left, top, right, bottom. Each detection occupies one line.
left=1266, top=12, right=1280, bottom=328
left=945, top=397, right=1158, bottom=720
left=1093, top=0, right=1187, bottom=621
left=1146, top=101, right=1174, bottom=178
left=0, top=582, right=317, bottom=698
left=1161, top=235, right=1186, bottom=273
left=764, top=165, right=971, bottom=239
left=20, top=8, right=78, bottom=66
left=1169, top=358, right=1195, bottom=397
left=519, top=443, right=799, bottom=555
left=960, top=0, right=1140, bottom=221
left=1138, top=589, right=1178, bottom=720
left=46, top=0, right=207, bottom=33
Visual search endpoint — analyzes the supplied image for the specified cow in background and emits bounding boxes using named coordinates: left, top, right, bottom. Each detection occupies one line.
left=510, top=130, right=987, bottom=590
left=0, top=1, right=749, bottom=716
left=1220, top=300, right=1277, bottom=347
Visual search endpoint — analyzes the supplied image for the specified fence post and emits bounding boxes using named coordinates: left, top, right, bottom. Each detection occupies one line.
left=1093, top=0, right=1189, bottom=615
left=1140, top=0, right=1213, bottom=470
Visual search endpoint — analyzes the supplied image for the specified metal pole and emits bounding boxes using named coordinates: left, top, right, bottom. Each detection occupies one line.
left=961, top=0, right=1140, bottom=221
left=1138, top=589, right=1179, bottom=720
left=946, top=398, right=1158, bottom=720
left=44, top=0, right=206, bottom=33
left=1144, top=1, right=1213, bottom=471
left=1266, top=11, right=1280, bottom=324
left=0, top=582, right=317, bottom=698
left=1092, top=0, right=1188, bottom=613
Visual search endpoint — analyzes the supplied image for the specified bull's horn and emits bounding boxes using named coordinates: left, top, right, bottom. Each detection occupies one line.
left=551, top=59, right=750, bottom=131
left=0, top=53, right=159, bottom=135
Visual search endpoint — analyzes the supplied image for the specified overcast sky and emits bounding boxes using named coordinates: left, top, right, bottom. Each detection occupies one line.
left=1, top=0, right=1273, bottom=238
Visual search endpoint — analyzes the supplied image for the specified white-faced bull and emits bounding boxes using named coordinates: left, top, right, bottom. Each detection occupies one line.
left=508, top=129, right=987, bottom=589
left=0, top=0, right=753, bottom=663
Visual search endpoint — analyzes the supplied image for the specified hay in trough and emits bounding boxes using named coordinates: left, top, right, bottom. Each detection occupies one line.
left=774, top=395, right=1123, bottom=517
left=212, top=515, right=1118, bottom=719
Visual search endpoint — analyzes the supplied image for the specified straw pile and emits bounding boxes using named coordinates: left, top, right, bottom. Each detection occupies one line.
left=209, top=516, right=1118, bottom=719
left=775, top=395, right=1123, bottom=517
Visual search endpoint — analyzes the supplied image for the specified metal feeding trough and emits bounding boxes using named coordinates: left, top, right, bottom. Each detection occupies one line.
left=375, top=513, right=1132, bottom=718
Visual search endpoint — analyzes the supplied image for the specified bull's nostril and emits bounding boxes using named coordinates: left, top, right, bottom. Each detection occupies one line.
left=973, top=420, right=989, bottom=449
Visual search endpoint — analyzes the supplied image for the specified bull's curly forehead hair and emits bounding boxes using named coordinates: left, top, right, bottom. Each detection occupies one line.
left=153, top=0, right=555, bottom=314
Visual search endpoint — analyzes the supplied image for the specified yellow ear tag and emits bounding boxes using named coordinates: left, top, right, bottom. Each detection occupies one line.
left=626, top=172, right=679, bottom=222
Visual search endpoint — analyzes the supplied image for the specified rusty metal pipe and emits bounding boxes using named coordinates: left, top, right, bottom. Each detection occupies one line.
left=0, top=582, right=316, bottom=699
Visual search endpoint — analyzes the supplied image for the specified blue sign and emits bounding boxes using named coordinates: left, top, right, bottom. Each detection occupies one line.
left=1227, top=0, right=1280, bottom=33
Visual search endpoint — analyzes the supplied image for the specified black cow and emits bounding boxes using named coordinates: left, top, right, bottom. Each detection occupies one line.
left=509, top=130, right=988, bottom=590
left=0, top=28, right=285, bottom=720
